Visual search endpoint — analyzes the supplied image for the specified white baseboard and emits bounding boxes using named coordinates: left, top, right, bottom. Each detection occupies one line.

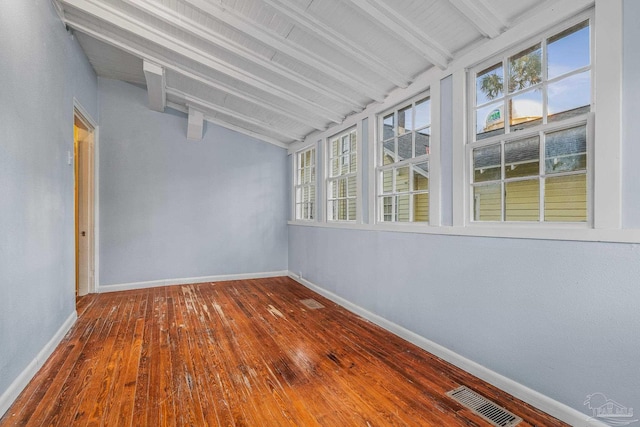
left=0, top=311, right=77, bottom=419
left=98, top=270, right=290, bottom=293
left=288, top=272, right=607, bottom=427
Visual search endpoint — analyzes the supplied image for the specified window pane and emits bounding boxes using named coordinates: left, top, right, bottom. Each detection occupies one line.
left=509, top=90, right=542, bottom=131
left=413, top=193, right=429, bottom=222
left=505, top=179, right=540, bottom=221
left=339, top=178, right=347, bottom=197
left=548, top=71, right=590, bottom=122
left=508, top=44, right=542, bottom=93
left=383, top=115, right=395, bottom=141
left=350, top=131, right=357, bottom=152
left=348, top=198, right=356, bottom=221
left=477, top=63, right=504, bottom=105
left=415, top=98, right=431, bottom=129
left=416, top=128, right=430, bottom=156
left=382, top=170, right=393, bottom=193
left=305, top=149, right=311, bottom=165
left=413, top=162, right=429, bottom=191
left=337, top=199, right=347, bottom=220
left=398, top=133, right=412, bottom=160
left=350, top=153, right=357, bottom=173
left=396, top=167, right=409, bottom=192
left=347, top=176, right=357, bottom=197
left=473, top=184, right=502, bottom=221
left=548, top=20, right=590, bottom=80
left=505, top=136, right=539, bottom=179
left=383, top=139, right=396, bottom=165
left=545, top=126, right=587, bottom=174
left=398, top=105, right=412, bottom=134
left=331, top=158, right=339, bottom=176
left=397, top=194, right=410, bottom=222
left=476, top=101, right=504, bottom=140
left=473, top=144, right=501, bottom=183
left=331, top=139, right=339, bottom=157
left=382, top=196, right=393, bottom=221
left=544, top=174, right=587, bottom=222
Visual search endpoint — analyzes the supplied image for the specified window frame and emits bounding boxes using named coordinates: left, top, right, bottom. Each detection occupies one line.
left=326, top=127, right=358, bottom=222
left=294, top=145, right=316, bottom=221
left=376, top=92, right=432, bottom=224
left=465, top=12, right=594, bottom=226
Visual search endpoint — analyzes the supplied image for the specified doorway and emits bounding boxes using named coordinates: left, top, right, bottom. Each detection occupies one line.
left=74, top=108, right=96, bottom=297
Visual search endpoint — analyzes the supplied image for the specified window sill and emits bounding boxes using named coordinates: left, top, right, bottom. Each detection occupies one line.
left=287, top=220, right=640, bottom=244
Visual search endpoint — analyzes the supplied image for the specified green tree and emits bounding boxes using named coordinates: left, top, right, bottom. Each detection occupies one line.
left=480, top=50, right=542, bottom=100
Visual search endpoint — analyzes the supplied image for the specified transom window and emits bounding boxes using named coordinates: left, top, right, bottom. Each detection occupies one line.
left=327, top=128, right=357, bottom=221
left=294, top=146, right=315, bottom=221
left=378, top=94, right=431, bottom=223
left=469, top=18, right=591, bottom=223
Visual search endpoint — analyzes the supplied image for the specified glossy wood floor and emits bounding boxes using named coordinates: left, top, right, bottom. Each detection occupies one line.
left=1, top=277, right=568, bottom=426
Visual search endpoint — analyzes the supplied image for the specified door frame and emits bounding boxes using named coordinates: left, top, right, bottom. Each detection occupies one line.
left=73, top=99, right=99, bottom=295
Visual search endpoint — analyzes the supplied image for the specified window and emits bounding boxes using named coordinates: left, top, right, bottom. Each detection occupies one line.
left=327, top=128, right=357, bottom=221
left=377, top=95, right=431, bottom=223
left=294, top=146, right=316, bottom=220
left=469, top=19, right=591, bottom=223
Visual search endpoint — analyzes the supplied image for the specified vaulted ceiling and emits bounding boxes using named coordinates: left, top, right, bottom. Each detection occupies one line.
left=54, top=0, right=550, bottom=147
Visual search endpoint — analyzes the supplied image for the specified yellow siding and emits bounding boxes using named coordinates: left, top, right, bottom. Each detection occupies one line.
left=414, top=193, right=429, bottom=222
left=544, top=174, right=587, bottom=221
left=505, top=179, right=540, bottom=221
left=474, top=184, right=501, bottom=221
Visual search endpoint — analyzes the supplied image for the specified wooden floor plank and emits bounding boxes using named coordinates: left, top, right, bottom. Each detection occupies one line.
left=0, top=277, right=570, bottom=427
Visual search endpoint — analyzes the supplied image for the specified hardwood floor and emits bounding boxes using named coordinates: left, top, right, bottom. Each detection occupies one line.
left=1, top=277, right=568, bottom=426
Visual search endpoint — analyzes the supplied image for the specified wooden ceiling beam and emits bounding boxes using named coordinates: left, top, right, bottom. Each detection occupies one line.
left=168, top=88, right=306, bottom=142
left=263, top=0, right=411, bottom=88
left=184, top=0, right=387, bottom=102
left=125, top=0, right=365, bottom=110
left=64, top=15, right=332, bottom=134
left=187, top=107, right=204, bottom=141
left=167, top=102, right=289, bottom=148
left=348, top=0, right=452, bottom=70
left=445, top=0, right=506, bottom=39
left=142, top=60, right=166, bottom=112
left=59, top=0, right=344, bottom=125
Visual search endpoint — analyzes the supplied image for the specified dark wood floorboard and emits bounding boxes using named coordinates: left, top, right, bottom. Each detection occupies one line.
left=1, top=277, right=568, bottom=426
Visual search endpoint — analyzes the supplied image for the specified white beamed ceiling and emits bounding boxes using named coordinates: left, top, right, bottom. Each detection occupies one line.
left=57, top=0, right=545, bottom=147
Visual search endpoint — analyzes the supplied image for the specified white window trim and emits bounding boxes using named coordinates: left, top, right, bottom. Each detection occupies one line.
left=375, top=92, right=432, bottom=223
left=464, top=11, right=594, bottom=226
left=326, top=126, right=359, bottom=222
left=289, top=0, right=629, bottom=243
left=293, top=144, right=317, bottom=222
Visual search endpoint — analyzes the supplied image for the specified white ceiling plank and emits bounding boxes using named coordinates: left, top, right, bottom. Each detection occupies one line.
left=348, top=0, right=452, bottom=69
left=64, top=16, right=332, bottom=131
left=142, top=60, right=166, bottom=111
left=187, top=107, right=204, bottom=140
left=125, top=0, right=365, bottom=110
left=183, top=0, right=387, bottom=102
left=169, top=88, right=305, bottom=141
left=59, top=0, right=345, bottom=124
left=167, top=101, right=290, bottom=148
left=263, top=0, right=411, bottom=88
left=445, top=0, right=505, bottom=39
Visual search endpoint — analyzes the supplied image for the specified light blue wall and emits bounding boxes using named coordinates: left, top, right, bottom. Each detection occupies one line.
left=622, top=0, right=640, bottom=227
left=98, top=78, right=288, bottom=286
left=289, top=227, right=640, bottom=416
left=289, top=3, right=640, bottom=419
left=0, top=0, right=97, bottom=399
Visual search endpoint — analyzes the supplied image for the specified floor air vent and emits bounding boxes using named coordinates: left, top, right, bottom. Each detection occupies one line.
left=300, top=298, right=324, bottom=309
left=447, top=386, right=522, bottom=427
